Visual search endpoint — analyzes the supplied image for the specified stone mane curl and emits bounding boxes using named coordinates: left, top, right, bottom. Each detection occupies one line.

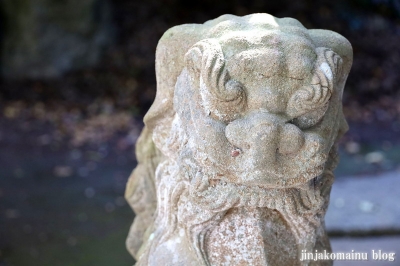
left=184, top=39, right=246, bottom=122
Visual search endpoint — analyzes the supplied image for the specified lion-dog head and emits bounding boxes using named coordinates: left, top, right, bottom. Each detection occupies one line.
left=130, top=14, right=352, bottom=266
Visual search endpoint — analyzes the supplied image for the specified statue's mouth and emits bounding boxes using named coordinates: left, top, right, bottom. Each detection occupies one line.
left=218, top=151, right=328, bottom=189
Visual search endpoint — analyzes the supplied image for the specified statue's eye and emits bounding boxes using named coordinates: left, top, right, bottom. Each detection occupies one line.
left=286, top=84, right=331, bottom=119
left=289, top=104, right=328, bottom=130
left=286, top=82, right=332, bottom=130
left=200, top=79, right=247, bottom=123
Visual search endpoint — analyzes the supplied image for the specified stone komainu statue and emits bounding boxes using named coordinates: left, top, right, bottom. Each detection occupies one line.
left=125, top=14, right=352, bottom=266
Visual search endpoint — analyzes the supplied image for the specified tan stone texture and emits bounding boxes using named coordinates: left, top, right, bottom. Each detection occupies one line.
left=125, top=13, right=352, bottom=266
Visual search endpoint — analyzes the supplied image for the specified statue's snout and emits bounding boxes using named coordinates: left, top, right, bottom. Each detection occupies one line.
left=225, top=111, right=306, bottom=161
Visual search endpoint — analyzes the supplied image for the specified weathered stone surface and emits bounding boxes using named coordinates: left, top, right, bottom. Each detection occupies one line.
left=125, top=13, right=352, bottom=265
left=0, top=0, right=112, bottom=79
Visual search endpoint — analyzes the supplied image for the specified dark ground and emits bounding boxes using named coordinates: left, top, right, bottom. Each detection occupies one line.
left=1, top=0, right=400, bottom=265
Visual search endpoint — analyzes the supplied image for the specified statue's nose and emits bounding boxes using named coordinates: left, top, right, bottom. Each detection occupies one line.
left=225, top=111, right=305, bottom=159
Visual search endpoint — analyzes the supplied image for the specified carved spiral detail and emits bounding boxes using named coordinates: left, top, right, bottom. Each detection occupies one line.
left=184, top=39, right=246, bottom=121
left=287, top=84, right=331, bottom=118
left=287, top=47, right=343, bottom=119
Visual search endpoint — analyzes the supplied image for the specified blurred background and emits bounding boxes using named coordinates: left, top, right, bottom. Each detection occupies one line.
left=0, top=0, right=399, bottom=265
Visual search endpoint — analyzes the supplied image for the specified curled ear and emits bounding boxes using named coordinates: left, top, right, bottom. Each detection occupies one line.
left=308, top=29, right=353, bottom=81
left=312, top=47, right=343, bottom=90
left=184, top=39, right=241, bottom=101
left=287, top=48, right=343, bottom=119
left=184, top=39, right=246, bottom=122
left=184, top=39, right=227, bottom=97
